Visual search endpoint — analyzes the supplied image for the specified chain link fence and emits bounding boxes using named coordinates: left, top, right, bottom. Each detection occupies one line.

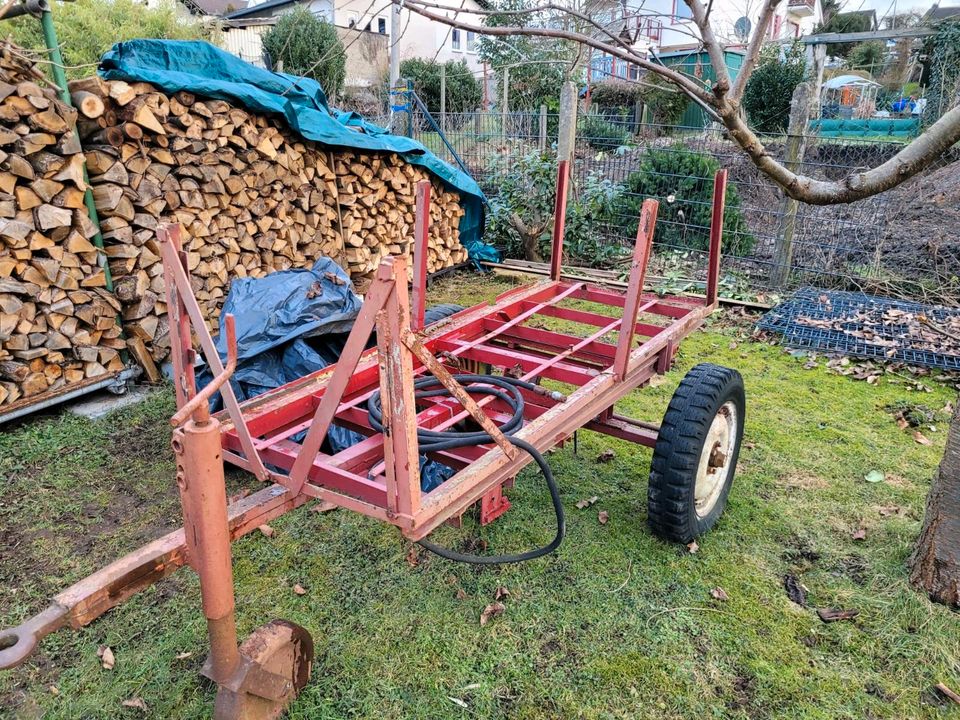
left=410, top=103, right=959, bottom=305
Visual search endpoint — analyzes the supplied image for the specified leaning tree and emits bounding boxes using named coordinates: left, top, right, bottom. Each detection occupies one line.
left=397, top=0, right=960, bottom=606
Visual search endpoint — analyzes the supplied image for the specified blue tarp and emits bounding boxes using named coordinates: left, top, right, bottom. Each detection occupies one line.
left=99, top=39, right=488, bottom=254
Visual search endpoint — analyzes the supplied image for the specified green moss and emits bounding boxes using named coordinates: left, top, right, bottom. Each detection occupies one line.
left=1, top=272, right=956, bottom=719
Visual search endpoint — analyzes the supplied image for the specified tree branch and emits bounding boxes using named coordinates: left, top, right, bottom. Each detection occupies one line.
left=728, top=0, right=783, bottom=101
left=402, top=0, right=960, bottom=206
left=402, top=0, right=715, bottom=104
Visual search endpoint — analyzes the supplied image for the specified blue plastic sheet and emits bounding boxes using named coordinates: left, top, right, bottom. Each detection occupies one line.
left=198, top=258, right=453, bottom=487
left=98, top=40, right=490, bottom=257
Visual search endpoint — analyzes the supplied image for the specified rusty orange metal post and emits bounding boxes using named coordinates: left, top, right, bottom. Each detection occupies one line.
left=706, top=170, right=727, bottom=309
left=549, top=159, right=570, bottom=281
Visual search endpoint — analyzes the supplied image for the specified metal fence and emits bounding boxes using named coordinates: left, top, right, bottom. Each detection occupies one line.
left=410, top=103, right=959, bottom=305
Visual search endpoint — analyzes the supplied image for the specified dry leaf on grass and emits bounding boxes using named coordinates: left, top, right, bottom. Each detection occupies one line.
left=121, top=698, right=148, bottom=711
left=817, top=608, right=859, bottom=623
left=258, top=524, right=275, bottom=538
left=174, top=652, right=192, bottom=660
left=598, top=510, right=609, bottom=525
left=783, top=574, right=807, bottom=607
left=479, top=601, right=505, bottom=626
left=97, top=645, right=115, bottom=670
left=913, top=431, right=932, bottom=446
left=710, top=587, right=729, bottom=601
left=448, top=696, right=469, bottom=709
left=852, top=527, right=867, bottom=541
left=575, top=496, right=599, bottom=509
left=494, top=586, right=510, bottom=601
left=686, top=541, right=699, bottom=554
left=455, top=588, right=468, bottom=600
left=596, top=449, right=615, bottom=463
left=293, top=583, right=307, bottom=595
left=406, top=545, right=420, bottom=567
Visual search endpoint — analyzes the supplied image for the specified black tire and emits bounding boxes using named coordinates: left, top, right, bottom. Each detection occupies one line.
left=648, top=363, right=745, bottom=543
left=423, top=303, right=465, bottom=326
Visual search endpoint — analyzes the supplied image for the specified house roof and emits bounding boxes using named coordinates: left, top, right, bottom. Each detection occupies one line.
left=226, top=0, right=489, bottom=19
left=923, top=3, right=960, bottom=21
left=183, top=0, right=249, bottom=16
left=225, top=0, right=295, bottom=19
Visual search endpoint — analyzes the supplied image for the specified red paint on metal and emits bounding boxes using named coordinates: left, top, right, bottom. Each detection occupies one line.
left=613, top=199, right=658, bottom=380
left=411, top=180, right=430, bottom=331
left=550, top=160, right=570, bottom=281
left=706, top=170, right=727, bottom=308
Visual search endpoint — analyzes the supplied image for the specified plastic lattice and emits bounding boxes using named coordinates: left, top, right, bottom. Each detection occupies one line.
left=757, top=288, right=960, bottom=371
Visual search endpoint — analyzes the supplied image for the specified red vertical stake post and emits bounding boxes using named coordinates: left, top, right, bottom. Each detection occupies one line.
left=411, top=180, right=431, bottom=332
left=549, top=159, right=570, bottom=281
left=613, top=199, right=658, bottom=381
left=160, top=224, right=196, bottom=409
left=376, top=257, right=422, bottom=519
left=706, top=169, right=727, bottom=309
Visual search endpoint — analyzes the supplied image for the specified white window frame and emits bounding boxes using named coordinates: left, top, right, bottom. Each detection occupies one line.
left=377, top=16, right=386, bottom=34
left=451, top=28, right=462, bottom=51
left=466, top=30, right=477, bottom=53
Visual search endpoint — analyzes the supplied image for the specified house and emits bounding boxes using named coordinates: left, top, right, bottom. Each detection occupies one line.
left=220, top=0, right=486, bottom=79
left=589, top=0, right=822, bottom=83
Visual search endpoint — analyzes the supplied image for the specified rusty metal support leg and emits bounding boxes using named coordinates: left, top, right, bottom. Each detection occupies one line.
left=411, top=180, right=430, bottom=332
left=613, top=199, right=658, bottom=381
left=174, top=420, right=242, bottom=684
left=549, top=159, right=570, bottom=281
left=706, top=170, right=727, bottom=309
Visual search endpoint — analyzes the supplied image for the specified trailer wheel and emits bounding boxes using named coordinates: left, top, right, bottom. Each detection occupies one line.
left=648, top=363, right=745, bottom=543
left=423, top=303, right=465, bottom=326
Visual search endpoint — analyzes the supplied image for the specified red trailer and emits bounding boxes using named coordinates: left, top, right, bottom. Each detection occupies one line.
left=0, top=168, right=745, bottom=719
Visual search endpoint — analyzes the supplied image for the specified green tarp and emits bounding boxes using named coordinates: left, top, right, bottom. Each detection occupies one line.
left=99, top=40, right=486, bottom=254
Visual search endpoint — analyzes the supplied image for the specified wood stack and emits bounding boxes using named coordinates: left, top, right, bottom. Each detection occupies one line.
left=0, top=45, right=124, bottom=406
left=334, top=150, right=467, bottom=283
left=72, top=78, right=469, bottom=361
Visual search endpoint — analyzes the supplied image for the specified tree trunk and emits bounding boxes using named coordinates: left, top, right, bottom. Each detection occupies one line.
left=909, top=400, right=960, bottom=606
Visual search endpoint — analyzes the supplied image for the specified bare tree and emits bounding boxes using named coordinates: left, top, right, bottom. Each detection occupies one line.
left=397, top=0, right=960, bottom=607
left=400, top=0, right=960, bottom=205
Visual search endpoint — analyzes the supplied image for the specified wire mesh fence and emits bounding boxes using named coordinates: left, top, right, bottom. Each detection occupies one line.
left=409, top=103, right=959, bottom=305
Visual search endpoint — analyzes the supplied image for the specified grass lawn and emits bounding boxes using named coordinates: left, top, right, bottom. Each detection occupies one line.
left=1, top=272, right=957, bottom=719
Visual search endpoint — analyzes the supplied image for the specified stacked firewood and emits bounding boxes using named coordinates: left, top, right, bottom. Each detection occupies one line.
left=0, top=46, right=124, bottom=405
left=71, top=78, right=468, bottom=359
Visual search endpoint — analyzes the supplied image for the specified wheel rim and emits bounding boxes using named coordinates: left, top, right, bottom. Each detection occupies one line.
left=694, top=400, right=737, bottom=518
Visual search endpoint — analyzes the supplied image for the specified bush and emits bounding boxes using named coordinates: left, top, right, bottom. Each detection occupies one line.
left=10, top=0, right=212, bottom=80
left=579, top=113, right=630, bottom=149
left=484, top=150, right=625, bottom=266
left=639, top=75, right=688, bottom=126
left=400, top=58, right=482, bottom=115
left=262, top=7, right=346, bottom=100
left=590, top=80, right=644, bottom=109
left=623, top=145, right=755, bottom=255
left=847, top=41, right=886, bottom=73
left=742, top=43, right=806, bottom=134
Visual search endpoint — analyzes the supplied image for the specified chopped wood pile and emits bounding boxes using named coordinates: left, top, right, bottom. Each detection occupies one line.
left=73, top=77, right=468, bottom=361
left=0, top=46, right=124, bottom=406
left=0, top=40, right=469, bottom=408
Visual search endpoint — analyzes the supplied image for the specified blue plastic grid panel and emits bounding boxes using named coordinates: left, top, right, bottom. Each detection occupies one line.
left=757, top=288, right=960, bottom=371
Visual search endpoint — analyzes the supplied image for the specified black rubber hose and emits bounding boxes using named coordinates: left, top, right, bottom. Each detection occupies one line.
left=366, top=374, right=566, bottom=564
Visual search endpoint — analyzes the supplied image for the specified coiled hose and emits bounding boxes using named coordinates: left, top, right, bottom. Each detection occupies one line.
left=367, top=374, right=565, bottom=564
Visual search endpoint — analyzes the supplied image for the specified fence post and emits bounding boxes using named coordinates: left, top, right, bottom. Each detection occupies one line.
left=772, top=80, right=814, bottom=287
left=501, top=66, right=510, bottom=138
left=633, top=99, right=643, bottom=133
left=440, top=64, right=446, bottom=134
left=539, top=104, right=547, bottom=151
left=406, top=78, right=414, bottom=138
left=557, top=81, right=577, bottom=164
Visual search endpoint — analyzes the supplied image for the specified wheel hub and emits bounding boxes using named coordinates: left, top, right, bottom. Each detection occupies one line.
left=694, top=401, right=737, bottom=518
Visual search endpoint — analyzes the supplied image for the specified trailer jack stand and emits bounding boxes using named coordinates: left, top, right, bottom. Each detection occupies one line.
left=170, top=315, right=314, bottom=719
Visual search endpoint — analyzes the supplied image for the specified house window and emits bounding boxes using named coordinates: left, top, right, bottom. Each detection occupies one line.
left=769, top=14, right=782, bottom=38
left=466, top=30, right=477, bottom=52
left=647, top=18, right=663, bottom=41
left=378, top=17, right=386, bottom=34
left=629, top=64, right=640, bottom=81
left=451, top=28, right=462, bottom=51
left=672, top=0, right=693, bottom=23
